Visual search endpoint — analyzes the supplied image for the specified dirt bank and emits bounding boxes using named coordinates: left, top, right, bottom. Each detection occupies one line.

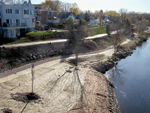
left=68, top=69, right=119, bottom=113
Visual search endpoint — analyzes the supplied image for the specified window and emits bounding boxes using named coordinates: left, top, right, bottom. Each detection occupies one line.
left=30, top=10, right=32, bottom=15
left=15, top=9, right=19, bottom=14
left=6, top=9, right=12, bottom=14
left=10, top=29, right=15, bottom=37
left=38, top=17, right=41, bottom=20
left=24, top=10, right=29, bottom=15
left=16, top=19, right=20, bottom=25
left=10, top=19, right=12, bottom=24
left=6, top=19, right=9, bottom=24
left=32, top=18, right=35, bottom=26
left=6, top=19, right=12, bottom=25
left=24, top=20, right=28, bottom=25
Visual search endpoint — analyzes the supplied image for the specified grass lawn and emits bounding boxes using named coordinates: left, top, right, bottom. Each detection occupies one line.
left=20, top=31, right=55, bottom=40
left=88, top=27, right=106, bottom=36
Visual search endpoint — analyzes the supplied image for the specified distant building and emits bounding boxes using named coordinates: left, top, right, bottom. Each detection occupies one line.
left=34, top=4, right=59, bottom=24
left=58, top=12, right=75, bottom=23
left=34, top=4, right=42, bottom=10
left=90, top=19, right=98, bottom=25
left=75, top=13, right=85, bottom=24
left=35, top=9, right=58, bottom=24
left=75, top=14, right=85, bottom=20
left=0, top=0, right=35, bottom=38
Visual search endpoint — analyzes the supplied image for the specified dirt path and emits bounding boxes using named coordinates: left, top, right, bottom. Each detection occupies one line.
left=121, top=39, right=131, bottom=45
left=0, top=59, right=89, bottom=113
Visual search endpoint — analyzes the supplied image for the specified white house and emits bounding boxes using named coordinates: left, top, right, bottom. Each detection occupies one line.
left=0, top=0, right=35, bottom=38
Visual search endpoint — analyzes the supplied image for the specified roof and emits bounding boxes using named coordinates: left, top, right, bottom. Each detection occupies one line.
left=76, top=14, right=84, bottom=19
left=90, top=19, right=98, bottom=24
left=58, top=12, right=74, bottom=19
left=33, top=4, right=42, bottom=6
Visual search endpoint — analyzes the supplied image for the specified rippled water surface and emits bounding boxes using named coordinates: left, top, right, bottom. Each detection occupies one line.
left=105, top=38, right=150, bottom=113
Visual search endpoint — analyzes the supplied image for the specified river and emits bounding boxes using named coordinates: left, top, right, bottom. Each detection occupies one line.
left=105, top=37, right=150, bottom=113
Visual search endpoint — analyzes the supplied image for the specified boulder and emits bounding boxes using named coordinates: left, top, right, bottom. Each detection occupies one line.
left=97, top=65, right=106, bottom=73
left=25, top=57, right=30, bottom=61
left=33, top=56, right=37, bottom=60
left=17, top=60, right=21, bottom=63
left=106, top=61, right=115, bottom=69
left=116, top=52, right=125, bottom=59
left=49, top=50, right=54, bottom=56
left=39, top=55, right=43, bottom=58
left=21, top=58, right=26, bottom=63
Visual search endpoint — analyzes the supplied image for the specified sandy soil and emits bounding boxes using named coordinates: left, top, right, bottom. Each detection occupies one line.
left=68, top=70, right=109, bottom=113
left=0, top=49, right=115, bottom=113
left=67, top=49, right=114, bottom=68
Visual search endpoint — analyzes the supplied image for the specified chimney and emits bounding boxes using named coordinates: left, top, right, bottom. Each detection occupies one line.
left=28, top=0, right=31, bottom=4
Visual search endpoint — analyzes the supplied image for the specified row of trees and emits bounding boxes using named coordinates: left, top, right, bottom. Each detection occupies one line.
left=41, top=0, right=80, bottom=16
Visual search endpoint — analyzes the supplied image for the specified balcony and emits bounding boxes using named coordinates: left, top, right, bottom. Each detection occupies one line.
left=48, top=19, right=60, bottom=23
left=2, top=23, right=27, bottom=27
left=0, top=12, right=2, bottom=17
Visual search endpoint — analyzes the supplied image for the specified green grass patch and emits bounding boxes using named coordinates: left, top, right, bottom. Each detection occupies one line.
left=88, top=27, right=106, bottom=36
left=20, top=31, right=55, bottom=40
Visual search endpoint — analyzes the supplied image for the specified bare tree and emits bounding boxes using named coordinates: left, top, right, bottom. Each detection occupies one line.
left=65, top=21, right=88, bottom=66
left=112, top=25, right=124, bottom=53
left=31, top=64, right=34, bottom=94
left=119, top=8, right=127, bottom=21
left=59, top=2, right=72, bottom=12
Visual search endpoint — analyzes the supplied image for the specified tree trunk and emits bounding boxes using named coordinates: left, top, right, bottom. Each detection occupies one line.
left=75, top=46, right=78, bottom=66
left=31, top=64, right=34, bottom=94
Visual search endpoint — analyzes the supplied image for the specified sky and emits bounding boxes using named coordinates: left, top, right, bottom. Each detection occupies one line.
left=32, top=0, right=150, bottom=13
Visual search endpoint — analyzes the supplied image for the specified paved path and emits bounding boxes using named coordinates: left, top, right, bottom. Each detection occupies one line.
left=121, top=39, right=131, bottom=45
left=0, top=38, right=130, bottom=79
left=85, top=31, right=117, bottom=40
left=0, top=46, right=113, bottom=79
left=0, top=31, right=117, bottom=48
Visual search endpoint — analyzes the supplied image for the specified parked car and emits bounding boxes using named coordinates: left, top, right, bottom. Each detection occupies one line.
left=42, top=24, right=49, bottom=30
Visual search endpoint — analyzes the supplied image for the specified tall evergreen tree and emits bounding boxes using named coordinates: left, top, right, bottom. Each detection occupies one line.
left=84, top=11, right=90, bottom=22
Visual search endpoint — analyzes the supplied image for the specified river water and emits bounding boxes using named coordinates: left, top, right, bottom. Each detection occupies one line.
left=105, top=37, right=150, bottom=113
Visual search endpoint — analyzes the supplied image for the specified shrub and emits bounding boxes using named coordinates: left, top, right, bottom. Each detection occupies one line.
left=57, top=24, right=65, bottom=29
left=2, top=38, right=17, bottom=43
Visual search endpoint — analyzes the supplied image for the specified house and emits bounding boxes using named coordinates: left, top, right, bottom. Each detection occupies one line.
left=102, top=15, right=112, bottom=24
left=34, top=9, right=59, bottom=24
left=75, top=14, right=85, bottom=20
left=58, top=12, right=75, bottom=23
left=34, top=4, right=59, bottom=24
left=75, top=13, right=85, bottom=24
left=90, top=19, right=98, bottom=25
left=34, top=4, right=42, bottom=10
left=0, top=0, right=35, bottom=38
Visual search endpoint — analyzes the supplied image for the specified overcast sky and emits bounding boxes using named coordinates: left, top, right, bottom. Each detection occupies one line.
left=32, top=0, right=150, bottom=13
